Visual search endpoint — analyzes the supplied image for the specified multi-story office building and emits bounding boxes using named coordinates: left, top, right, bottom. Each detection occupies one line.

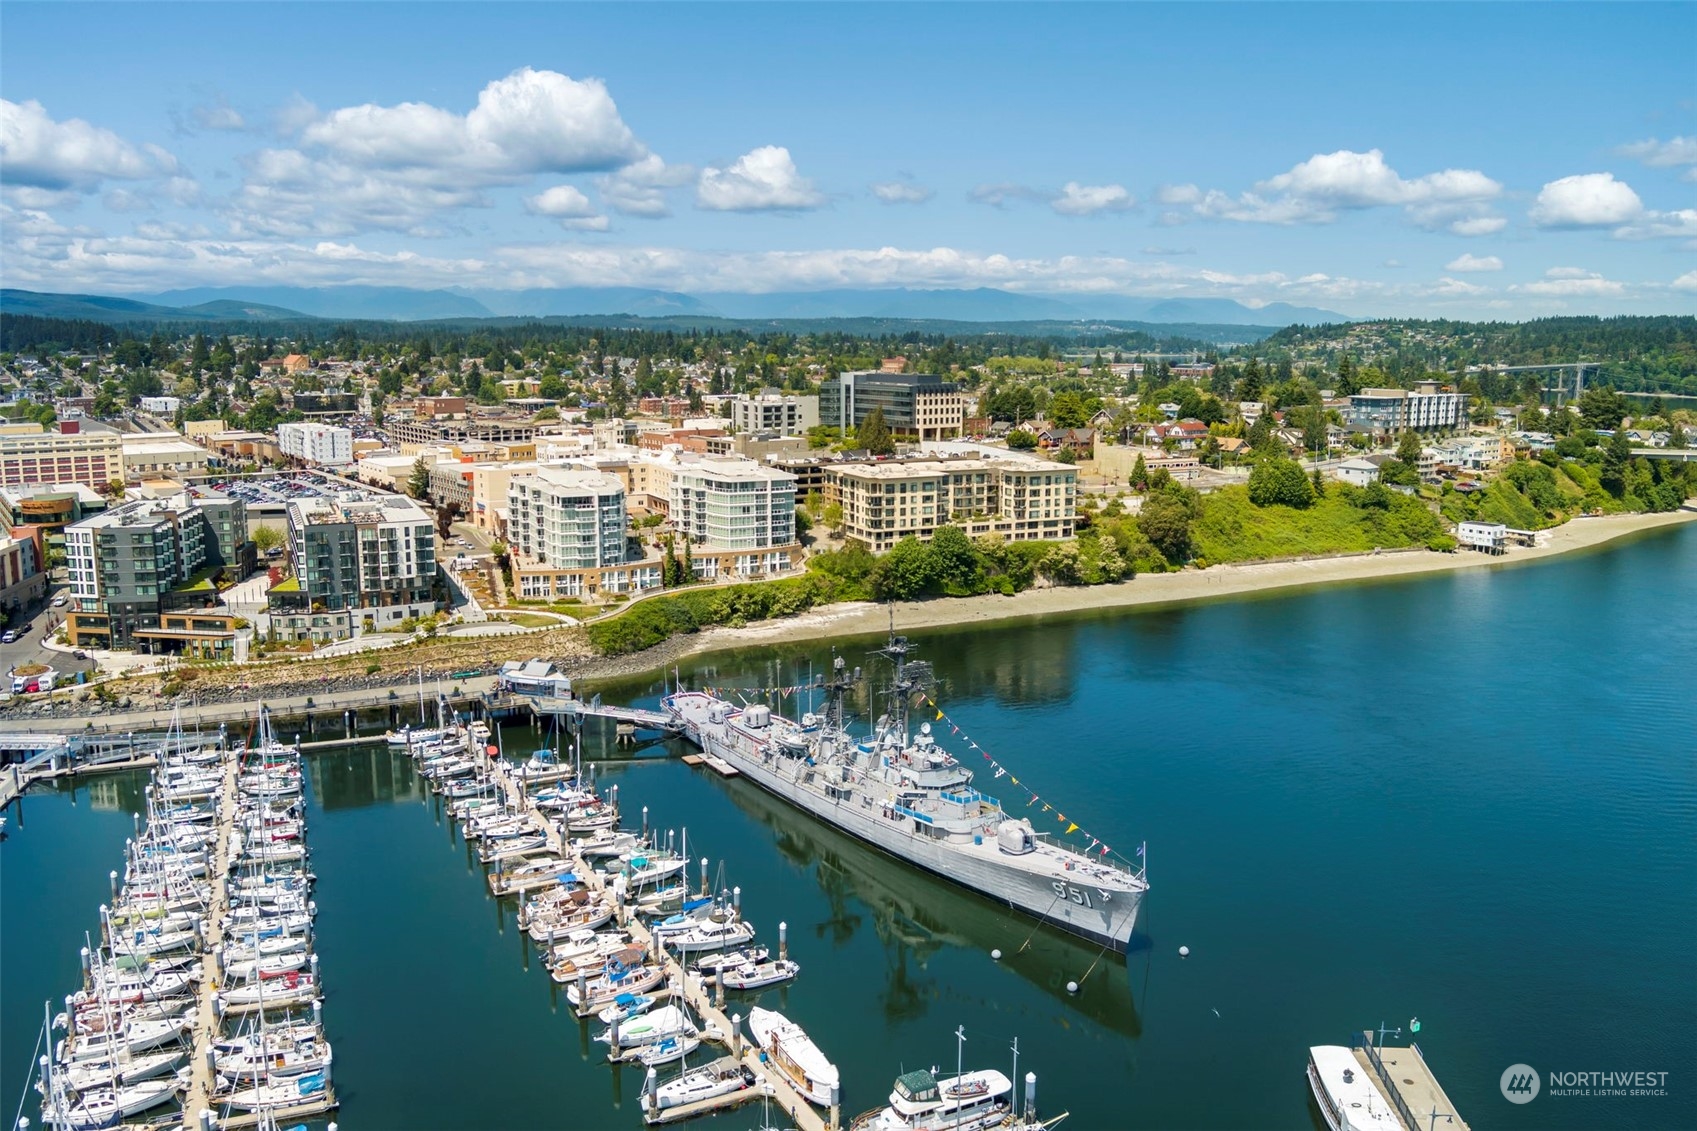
left=64, top=488, right=253, bottom=652
left=1345, top=381, right=1469, bottom=435
left=824, top=457, right=1077, bottom=553
left=730, top=390, right=819, bottom=436
left=669, top=459, right=797, bottom=554
left=0, top=422, right=123, bottom=491
left=507, top=468, right=629, bottom=572
left=817, top=372, right=968, bottom=441
left=271, top=492, right=437, bottom=642
left=279, top=422, right=354, bottom=467
left=139, top=396, right=181, bottom=416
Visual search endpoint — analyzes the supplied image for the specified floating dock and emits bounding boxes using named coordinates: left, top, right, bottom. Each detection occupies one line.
left=483, top=751, right=833, bottom=1131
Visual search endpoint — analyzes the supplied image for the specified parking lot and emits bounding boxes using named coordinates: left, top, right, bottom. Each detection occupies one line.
left=208, top=471, right=352, bottom=507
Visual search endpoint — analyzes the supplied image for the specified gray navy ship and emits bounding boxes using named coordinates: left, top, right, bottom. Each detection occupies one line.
left=663, top=630, right=1148, bottom=952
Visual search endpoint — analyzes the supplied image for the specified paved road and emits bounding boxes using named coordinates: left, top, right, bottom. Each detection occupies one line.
left=1, top=584, right=96, bottom=685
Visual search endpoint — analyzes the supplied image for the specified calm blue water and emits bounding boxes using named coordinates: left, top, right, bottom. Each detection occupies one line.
left=5, top=523, right=1694, bottom=1130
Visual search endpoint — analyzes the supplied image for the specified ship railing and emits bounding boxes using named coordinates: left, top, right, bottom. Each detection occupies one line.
left=940, top=788, right=1000, bottom=809
left=892, top=804, right=935, bottom=825
left=1352, top=1031, right=1420, bottom=1131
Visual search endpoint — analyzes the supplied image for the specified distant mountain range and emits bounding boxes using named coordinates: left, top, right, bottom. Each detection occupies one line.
left=2, top=284, right=1350, bottom=332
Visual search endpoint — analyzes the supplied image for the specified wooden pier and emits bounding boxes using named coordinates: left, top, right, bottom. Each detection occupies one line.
left=485, top=753, right=833, bottom=1131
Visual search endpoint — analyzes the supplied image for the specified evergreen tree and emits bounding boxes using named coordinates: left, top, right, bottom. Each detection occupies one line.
left=857, top=406, right=895, bottom=455
left=406, top=456, right=432, bottom=500
left=1130, top=452, right=1148, bottom=490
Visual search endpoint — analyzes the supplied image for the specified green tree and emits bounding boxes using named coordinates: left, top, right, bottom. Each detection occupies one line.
left=1136, top=491, right=1194, bottom=562
left=1578, top=386, right=1630, bottom=432
left=406, top=457, right=432, bottom=500
left=1048, top=391, right=1090, bottom=428
left=1600, top=429, right=1632, bottom=496
left=1396, top=430, right=1423, bottom=465
left=1006, top=429, right=1038, bottom=451
left=1130, top=452, right=1148, bottom=490
left=251, top=525, right=284, bottom=553
left=857, top=406, right=895, bottom=455
left=927, top=526, right=981, bottom=591
left=1247, top=456, right=1315, bottom=508
left=869, top=536, right=940, bottom=600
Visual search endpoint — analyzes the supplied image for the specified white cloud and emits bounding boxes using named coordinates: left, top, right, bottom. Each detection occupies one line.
left=1617, top=136, right=1697, bottom=169
left=1447, top=215, right=1509, bottom=237
left=299, top=67, right=644, bottom=177
left=1, top=98, right=176, bottom=192
left=1513, top=266, right=1625, bottom=296
left=1671, top=270, right=1697, bottom=293
left=696, top=146, right=823, bottom=211
left=1445, top=253, right=1503, bottom=272
left=524, top=184, right=608, bottom=230
left=871, top=180, right=933, bottom=204
left=1612, top=208, right=1697, bottom=241
left=970, top=182, right=1045, bottom=208
left=526, top=184, right=596, bottom=218
left=598, top=154, right=694, bottom=217
left=1432, top=276, right=1488, bottom=296
left=191, top=98, right=245, bottom=132
left=1529, top=173, right=1643, bottom=228
left=1051, top=182, right=1134, bottom=216
left=524, top=185, right=608, bottom=231
left=1160, top=148, right=1502, bottom=232
left=231, top=68, right=662, bottom=235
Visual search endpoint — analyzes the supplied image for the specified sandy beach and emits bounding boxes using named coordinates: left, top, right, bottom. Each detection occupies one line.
left=634, top=507, right=1697, bottom=668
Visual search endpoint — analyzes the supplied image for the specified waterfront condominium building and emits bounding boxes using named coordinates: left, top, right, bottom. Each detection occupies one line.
left=824, top=457, right=1078, bottom=554
left=817, top=372, right=968, bottom=441
left=64, top=487, right=253, bottom=653
left=506, top=467, right=629, bottom=571
left=279, top=421, right=355, bottom=467
left=272, top=491, right=437, bottom=642
left=730, top=390, right=820, bottom=436
left=668, top=459, right=797, bottom=556
left=1345, top=381, right=1469, bottom=435
left=0, top=422, right=123, bottom=491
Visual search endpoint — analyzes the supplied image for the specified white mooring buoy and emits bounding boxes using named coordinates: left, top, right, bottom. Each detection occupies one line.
left=1065, top=980, right=1078, bottom=994
left=991, top=948, right=1003, bottom=960
left=1179, top=945, right=1190, bottom=958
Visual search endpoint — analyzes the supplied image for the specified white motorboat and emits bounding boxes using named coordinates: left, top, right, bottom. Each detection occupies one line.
left=721, top=958, right=800, bottom=990
left=643, top=1057, right=756, bottom=1114
left=527, top=901, right=614, bottom=942
left=547, top=930, right=638, bottom=977
left=1306, top=1038, right=1469, bottom=1131
left=850, top=1068, right=1014, bottom=1131
left=564, top=959, right=666, bottom=1009
left=388, top=725, right=445, bottom=747
left=594, top=992, right=657, bottom=1025
left=747, top=1007, right=839, bottom=1106
left=576, top=830, right=641, bottom=858
left=691, top=947, right=769, bottom=975
left=597, top=1004, right=697, bottom=1048
left=662, top=918, right=756, bottom=954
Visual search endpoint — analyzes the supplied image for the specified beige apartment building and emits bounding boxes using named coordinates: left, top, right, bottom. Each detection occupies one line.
left=824, top=457, right=1077, bottom=553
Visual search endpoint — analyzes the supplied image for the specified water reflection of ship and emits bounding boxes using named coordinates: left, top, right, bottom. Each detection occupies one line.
left=720, top=769, right=1142, bottom=1039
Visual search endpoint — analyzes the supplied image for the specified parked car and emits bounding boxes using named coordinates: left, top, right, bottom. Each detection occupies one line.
left=1, top=630, right=15, bottom=644
left=52, top=594, right=68, bottom=607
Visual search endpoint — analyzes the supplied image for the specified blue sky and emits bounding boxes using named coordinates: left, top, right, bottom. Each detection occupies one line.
left=2, top=2, right=1693, bottom=317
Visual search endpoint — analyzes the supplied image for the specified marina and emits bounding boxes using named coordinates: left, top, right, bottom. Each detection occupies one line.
left=3, top=523, right=1695, bottom=1130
